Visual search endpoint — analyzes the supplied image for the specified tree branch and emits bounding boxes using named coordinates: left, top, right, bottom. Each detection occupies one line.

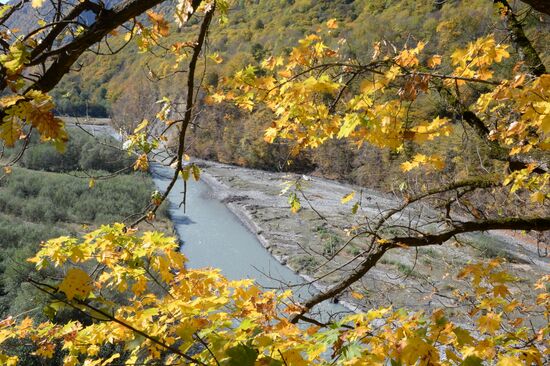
left=130, top=2, right=214, bottom=227
left=390, top=216, right=550, bottom=248
left=461, top=110, right=547, bottom=174
left=495, top=0, right=546, bottom=76
left=27, top=0, right=105, bottom=63
left=27, top=278, right=206, bottom=365
left=290, top=216, right=549, bottom=323
left=520, top=0, right=550, bottom=15
left=25, top=0, right=168, bottom=94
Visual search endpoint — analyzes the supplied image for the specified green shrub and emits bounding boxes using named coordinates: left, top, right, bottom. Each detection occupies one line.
left=18, top=129, right=132, bottom=173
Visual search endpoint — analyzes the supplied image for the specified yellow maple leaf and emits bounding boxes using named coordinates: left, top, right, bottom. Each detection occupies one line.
left=133, top=119, right=148, bottom=133
left=0, top=95, right=24, bottom=108
left=58, top=268, right=93, bottom=300
left=209, top=52, right=224, bottom=64
left=327, top=18, right=338, bottom=29
left=427, top=55, right=442, bottom=68
left=530, top=191, right=545, bottom=203
left=191, top=164, right=200, bottom=181
left=341, top=191, right=355, bottom=204
left=278, top=69, right=292, bottom=79
left=147, top=11, right=170, bottom=37
left=497, top=355, right=522, bottom=366
left=134, top=154, right=149, bottom=171
left=450, top=47, right=468, bottom=66
left=0, top=118, right=22, bottom=147
left=477, top=312, right=501, bottom=334
left=31, top=0, right=45, bottom=8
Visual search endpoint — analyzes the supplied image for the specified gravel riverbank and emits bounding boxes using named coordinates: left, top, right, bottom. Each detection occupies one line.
left=195, top=159, right=549, bottom=314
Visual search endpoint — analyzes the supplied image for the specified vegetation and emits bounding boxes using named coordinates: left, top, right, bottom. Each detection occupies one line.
left=0, top=1, right=547, bottom=366
left=0, top=129, right=166, bottom=335
left=18, top=130, right=132, bottom=173
left=0, top=167, right=154, bottom=224
left=49, top=1, right=549, bottom=184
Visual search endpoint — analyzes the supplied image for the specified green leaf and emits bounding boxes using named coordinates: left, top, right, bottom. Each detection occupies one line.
left=288, top=192, right=301, bottom=213
left=460, top=356, right=483, bottom=366
left=453, top=326, right=472, bottom=345
left=181, top=166, right=190, bottom=181
left=351, top=202, right=360, bottom=214
left=224, top=344, right=258, bottom=366
left=257, top=357, right=283, bottom=366
left=341, top=341, right=363, bottom=360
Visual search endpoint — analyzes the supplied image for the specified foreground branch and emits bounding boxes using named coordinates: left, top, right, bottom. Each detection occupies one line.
left=27, top=278, right=206, bottom=365
left=520, top=0, right=550, bottom=15
left=290, top=216, right=549, bottom=323
left=130, top=4, right=215, bottom=227
left=495, top=0, right=546, bottom=76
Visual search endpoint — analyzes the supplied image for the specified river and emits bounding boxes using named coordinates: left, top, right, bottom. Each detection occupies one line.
left=150, top=161, right=350, bottom=320
left=79, top=123, right=349, bottom=319
left=73, top=122, right=550, bottom=322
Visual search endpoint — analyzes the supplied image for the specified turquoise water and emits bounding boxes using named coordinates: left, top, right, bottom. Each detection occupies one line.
left=80, top=123, right=350, bottom=320
left=150, top=162, right=350, bottom=320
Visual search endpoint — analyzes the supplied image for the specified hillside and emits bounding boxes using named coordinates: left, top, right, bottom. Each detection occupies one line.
left=0, top=129, right=170, bottom=321
left=5, top=0, right=120, bottom=31
left=40, top=1, right=548, bottom=185
left=47, top=0, right=549, bottom=116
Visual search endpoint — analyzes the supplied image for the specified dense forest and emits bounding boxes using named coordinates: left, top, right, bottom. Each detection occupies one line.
left=49, top=0, right=549, bottom=188
left=0, top=0, right=548, bottom=365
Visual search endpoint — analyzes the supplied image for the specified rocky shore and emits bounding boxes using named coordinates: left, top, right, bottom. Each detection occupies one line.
left=195, top=159, right=549, bottom=313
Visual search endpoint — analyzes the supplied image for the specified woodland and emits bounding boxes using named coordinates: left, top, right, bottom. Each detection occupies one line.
left=0, top=0, right=548, bottom=365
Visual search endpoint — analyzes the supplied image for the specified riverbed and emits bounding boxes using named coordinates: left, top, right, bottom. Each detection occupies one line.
left=77, top=121, right=352, bottom=319
left=77, top=121, right=549, bottom=320
left=150, top=161, right=351, bottom=320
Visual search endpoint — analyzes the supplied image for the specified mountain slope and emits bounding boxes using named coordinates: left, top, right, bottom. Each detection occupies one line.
left=5, top=0, right=549, bottom=189
left=46, top=0, right=549, bottom=116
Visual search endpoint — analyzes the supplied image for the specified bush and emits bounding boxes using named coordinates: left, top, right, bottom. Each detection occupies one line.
left=18, top=129, right=132, bottom=173
left=0, top=168, right=155, bottom=225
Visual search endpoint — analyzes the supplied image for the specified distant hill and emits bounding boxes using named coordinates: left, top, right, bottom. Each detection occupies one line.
left=42, top=0, right=549, bottom=118
left=5, top=0, right=120, bottom=32
left=4, top=0, right=549, bottom=184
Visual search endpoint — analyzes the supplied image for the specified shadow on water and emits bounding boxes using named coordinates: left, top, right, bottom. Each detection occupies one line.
left=170, top=212, right=196, bottom=226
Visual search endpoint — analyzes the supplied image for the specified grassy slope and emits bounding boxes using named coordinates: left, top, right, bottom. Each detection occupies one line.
left=0, top=131, right=170, bottom=319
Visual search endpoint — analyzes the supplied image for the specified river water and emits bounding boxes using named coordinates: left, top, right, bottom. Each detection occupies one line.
left=79, top=123, right=351, bottom=319
left=150, top=162, right=350, bottom=319
left=76, top=123, right=550, bottom=323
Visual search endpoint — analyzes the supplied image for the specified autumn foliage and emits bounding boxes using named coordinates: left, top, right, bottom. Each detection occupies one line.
left=0, top=0, right=548, bottom=365
left=0, top=224, right=547, bottom=365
